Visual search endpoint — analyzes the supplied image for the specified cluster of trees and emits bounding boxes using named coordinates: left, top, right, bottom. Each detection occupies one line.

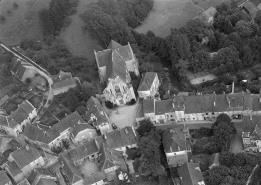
left=249, top=162, right=261, bottom=185
left=127, top=119, right=172, bottom=184
left=38, top=0, right=79, bottom=36
left=192, top=114, right=237, bottom=154
left=118, top=0, right=154, bottom=28
left=20, top=38, right=96, bottom=82
left=54, top=83, right=96, bottom=113
left=51, top=139, right=70, bottom=154
left=205, top=152, right=259, bottom=185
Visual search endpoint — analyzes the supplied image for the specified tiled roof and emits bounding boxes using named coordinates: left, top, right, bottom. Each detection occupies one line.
left=99, top=144, right=116, bottom=171
left=252, top=95, right=261, bottom=111
left=53, top=77, right=78, bottom=90
left=84, top=171, right=107, bottom=185
left=96, top=49, right=112, bottom=68
left=178, top=162, right=204, bottom=185
left=0, top=116, right=8, bottom=127
left=173, top=96, right=185, bottom=111
left=85, top=97, right=110, bottom=127
left=10, top=145, right=42, bottom=169
left=67, top=140, right=99, bottom=162
left=6, top=161, right=22, bottom=177
left=20, top=100, right=35, bottom=115
left=108, top=40, right=123, bottom=50
left=162, top=129, right=186, bottom=153
left=37, top=178, right=57, bottom=185
left=143, top=99, right=154, bottom=114
left=0, top=171, right=11, bottom=185
left=243, top=2, right=259, bottom=17
left=59, top=155, right=82, bottom=184
left=155, top=99, right=175, bottom=115
left=95, top=127, right=137, bottom=150
left=10, top=106, right=29, bottom=124
left=138, top=72, right=157, bottom=91
left=28, top=168, right=54, bottom=184
left=17, top=179, right=30, bottom=185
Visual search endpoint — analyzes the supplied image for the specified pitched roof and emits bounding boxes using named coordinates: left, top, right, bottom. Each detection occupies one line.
left=52, top=111, right=86, bottom=134
left=37, top=178, right=57, bottom=185
left=10, top=145, right=42, bottom=169
left=96, top=40, right=133, bottom=83
left=17, top=179, right=30, bottom=185
left=6, top=161, right=22, bottom=177
left=53, top=70, right=72, bottom=82
left=106, top=51, right=127, bottom=82
left=178, top=162, right=204, bottom=185
left=0, top=171, right=11, bottom=185
left=0, top=116, right=8, bottom=127
left=155, top=99, right=175, bottom=115
left=173, top=96, right=185, bottom=111
left=28, top=168, right=55, bottom=184
left=143, top=99, right=154, bottom=114
left=99, top=144, right=116, bottom=170
left=58, top=155, right=82, bottom=184
left=203, top=7, right=217, bottom=19
left=53, top=77, right=78, bottom=90
left=67, top=140, right=99, bottom=162
left=243, top=2, right=259, bottom=18
left=85, top=97, right=110, bottom=127
left=162, top=129, right=186, bottom=153
left=138, top=72, right=157, bottom=91
left=95, top=127, right=137, bottom=150
left=10, top=105, right=29, bottom=124
left=251, top=124, right=261, bottom=140
left=84, top=171, right=107, bottom=185
left=20, top=100, right=35, bottom=115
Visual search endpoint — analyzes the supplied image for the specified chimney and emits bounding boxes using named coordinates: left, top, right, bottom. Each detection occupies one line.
left=125, top=128, right=128, bottom=134
left=231, top=81, right=235, bottom=94
left=104, top=134, right=107, bottom=140
left=178, top=146, right=180, bottom=151
left=170, top=146, right=172, bottom=152
left=131, top=126, right=137, bottom=137
left=226, top=96, right=230, bottom=107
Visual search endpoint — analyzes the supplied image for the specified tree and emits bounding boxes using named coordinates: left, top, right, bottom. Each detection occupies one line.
left=126, top=147, right=140, bottom=160
left=25, top=78, right=31, bottom=84
left=220, top=152, right=235, bottom=167
left=255, top=11, right=261, bottom=25
left=192, top=50, right=212, bottom=71
left=136, top=119, right=155, bottom=137
left=105, top=101, right=114, bottom=109
left=234, top=153, right=247, bottom=167
left=138, top=134, right=161, bottom=176
left=235, top=20, right=255, bottom=37
left=240, top=46, right=253, bottom=66
left=214, top=15, right=234, bottom=34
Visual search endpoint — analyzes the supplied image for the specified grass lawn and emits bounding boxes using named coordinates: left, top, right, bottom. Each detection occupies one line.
left=59, top=0, right=103, bottom=62
left=0, top=0, right=50, bottom=46
left=135, top=0, right=232, bottom=37
left=186, top=70, right=217, bottom=85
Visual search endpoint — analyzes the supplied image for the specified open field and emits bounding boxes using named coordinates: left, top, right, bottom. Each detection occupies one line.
left=186, top=70, right=217, bottom=85
left=0, top=0, right=50, bottom=46
left=60, top=0, right=103, bottom=61
left=135, top=0, right=231, bottom=37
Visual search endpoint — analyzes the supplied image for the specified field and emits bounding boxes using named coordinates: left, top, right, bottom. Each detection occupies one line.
left=135, top=0, right=231, bottom=37
left=0, top=0, right=50, bottom=46
left=59, top=0, right=103, bottom=62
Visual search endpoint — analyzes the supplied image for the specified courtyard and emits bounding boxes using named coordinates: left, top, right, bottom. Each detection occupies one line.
left=80, top=160, right=99, bottom=177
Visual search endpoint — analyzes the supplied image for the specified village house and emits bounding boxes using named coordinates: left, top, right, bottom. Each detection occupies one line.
left=58, top=155, right=83, bottom=185
left=94, top=40, right=139, bottom=106
left=83, top=171, right=107, bottom=185
left=242, top=115, right=261, bottom=152
left=239, top=1, right=259, bottom=19
left=17, top=179, right=30, bottom=185
left=52, top=70, right=80, bottom=96
left=0, top=170, right=12, bottom=185
left=5, top=145, right=45, bottom=183
left=137, top=72, right=160, bottom=99
left=27, top=168, right=57, bottom=185
left=162, top=128, right=190, bottom=167
left=85, top=96, right=111, bottom=134
left=137, top=91, right=261, bottom=125
left=22, top=111, right=97, bottom=151
left=0, top=100, right=37, bottom=137
left=178, top=162, right=205, bottom=185
left=10, top=58, right=38, bottom=83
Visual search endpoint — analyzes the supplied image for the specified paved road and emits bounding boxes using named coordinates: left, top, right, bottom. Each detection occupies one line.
left=0, top=44, right=54, bottom=125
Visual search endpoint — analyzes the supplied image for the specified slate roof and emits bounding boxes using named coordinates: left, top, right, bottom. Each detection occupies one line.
left=143, top=99, right=154, bottom=114
left=138, top=72, right=157, bottom=91
left=178, top=162, right=204, bottom=185
left=95, top=126, right=137, bottom=150
left=10, top=145, right=42, bottom=169
left=6, top=161, right=22, bottom=177
left=67, top=139, right=99, bottom=162
left=85, top=96, right=110, bottom=127
left=99, top=144, right=116, bottom=170
left=96, top=40, right=133, bottom=83
left=162, top=129, right=186, bottom=153
left=106, top=51, right=127, bottom=82
left=0, top=171, right=11, bottom=185
left=155, top=99, right=175, bottom=115
left=59, top=155, right=82, bottom=184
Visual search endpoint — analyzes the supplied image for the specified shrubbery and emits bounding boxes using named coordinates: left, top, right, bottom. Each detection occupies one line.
left=105, top=101, right=114, bottom=109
